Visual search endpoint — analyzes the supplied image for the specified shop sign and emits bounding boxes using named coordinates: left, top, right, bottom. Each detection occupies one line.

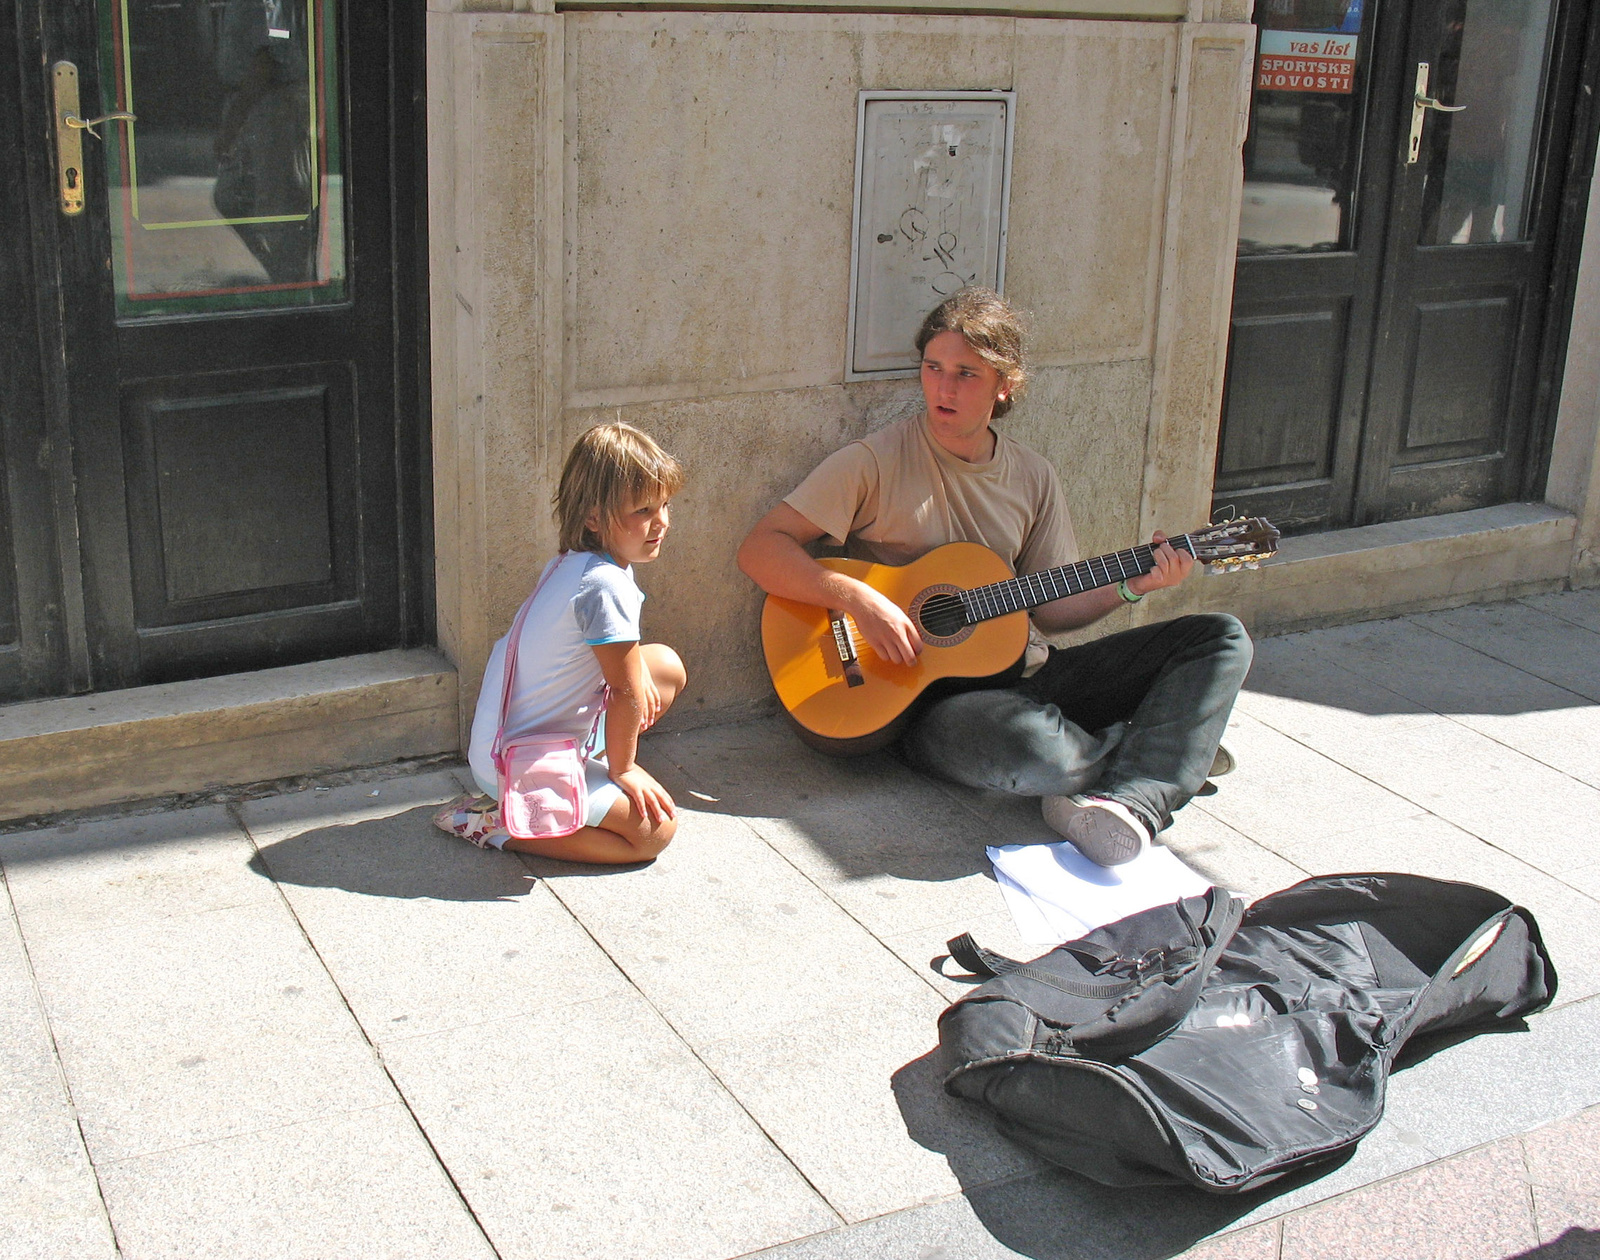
left=1257, top=31, right=1357, bottom=93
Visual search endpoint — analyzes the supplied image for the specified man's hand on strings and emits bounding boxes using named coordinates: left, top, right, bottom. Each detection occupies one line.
left=1127, top=531, right=1194, bottom=596
left=844, top=580, right=924, bottom=667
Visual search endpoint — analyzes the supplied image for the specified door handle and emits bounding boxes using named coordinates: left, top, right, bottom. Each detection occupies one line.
left=50, top=61, right=136, bottom=217
left=1408, top=63, right=1466, bottom=165
left=64, top=111, right=138, bottom=140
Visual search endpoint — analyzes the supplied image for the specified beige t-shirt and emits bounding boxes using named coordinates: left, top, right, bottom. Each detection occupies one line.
left=784, top=415, right=1080, bottom=671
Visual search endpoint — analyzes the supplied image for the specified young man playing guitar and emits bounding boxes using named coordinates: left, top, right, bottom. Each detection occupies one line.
left=737, top=288, right=1253, bottom=866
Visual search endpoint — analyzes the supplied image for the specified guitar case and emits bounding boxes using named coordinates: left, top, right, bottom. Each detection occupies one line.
left=939, top=873, right=1556, bottom=1193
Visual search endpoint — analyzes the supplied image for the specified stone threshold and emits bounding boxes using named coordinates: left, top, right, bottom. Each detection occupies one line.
left=0, top=649, right=459, bottom=824
left=1164, top=501, right=1578, bottom=636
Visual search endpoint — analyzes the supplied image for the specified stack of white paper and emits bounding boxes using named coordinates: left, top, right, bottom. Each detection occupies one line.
left=987, top=839, right=1212, bottom=946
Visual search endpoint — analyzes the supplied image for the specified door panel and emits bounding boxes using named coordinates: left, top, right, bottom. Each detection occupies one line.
left=1399, top=291, right=1516, bottom=453
left=120, top=364, right=357, bottom=619
left=1218, top=300, right=1350, bottom=487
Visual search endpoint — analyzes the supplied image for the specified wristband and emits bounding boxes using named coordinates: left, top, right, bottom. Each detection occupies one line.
left=1117, top=580, right=1143, bottom=604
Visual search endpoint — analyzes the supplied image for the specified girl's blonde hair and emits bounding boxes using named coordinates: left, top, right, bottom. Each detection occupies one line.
left=555, top=422, right=684, bottom=554
left=914, top=287, right=1030, bottom=419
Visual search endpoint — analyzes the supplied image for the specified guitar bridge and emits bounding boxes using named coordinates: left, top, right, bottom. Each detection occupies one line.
left=828, top=611, right=865, bottom=688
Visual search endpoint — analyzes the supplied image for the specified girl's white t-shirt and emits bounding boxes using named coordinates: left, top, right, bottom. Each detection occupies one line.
left=467, top=551, right=645, bottom=793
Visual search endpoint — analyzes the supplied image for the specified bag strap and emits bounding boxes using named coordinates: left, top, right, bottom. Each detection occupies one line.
left=948, top=932, right=1021, bottom=978
left=947, top=932, right=1144, bottom=997
left=492, top=556, right=563, bottom=774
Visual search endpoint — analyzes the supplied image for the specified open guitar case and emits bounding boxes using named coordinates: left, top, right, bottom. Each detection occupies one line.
left=939, top=873, right=1556, bottom=1193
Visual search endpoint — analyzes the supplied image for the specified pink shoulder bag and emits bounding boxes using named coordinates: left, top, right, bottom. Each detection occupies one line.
left=491, top=560, right=605, bottom=840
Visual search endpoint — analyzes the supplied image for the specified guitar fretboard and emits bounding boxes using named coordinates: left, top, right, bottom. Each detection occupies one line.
left=959, top=535, right=1198, bottom=624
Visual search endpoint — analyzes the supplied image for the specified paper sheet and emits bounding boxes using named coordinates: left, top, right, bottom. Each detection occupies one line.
left=987, top=839, right=1212, bottom=945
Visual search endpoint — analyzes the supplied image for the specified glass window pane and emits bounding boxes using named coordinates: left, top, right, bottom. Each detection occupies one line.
left=1240, top=0, right=1368, bottom=255
left=97, top=0, right=347, bottom=318
left=1418, top=0, right=1555, bottom=245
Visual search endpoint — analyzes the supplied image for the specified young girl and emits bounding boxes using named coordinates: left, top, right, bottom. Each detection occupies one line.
left=435, top=422, right=687, bottom=863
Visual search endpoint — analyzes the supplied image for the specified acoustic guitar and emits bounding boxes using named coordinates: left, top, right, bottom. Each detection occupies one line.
left=761, top=518, right=1280, bottom=756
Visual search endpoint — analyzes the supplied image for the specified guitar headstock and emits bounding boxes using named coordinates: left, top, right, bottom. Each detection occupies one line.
left=1186, top=517, right=1281, bottom=573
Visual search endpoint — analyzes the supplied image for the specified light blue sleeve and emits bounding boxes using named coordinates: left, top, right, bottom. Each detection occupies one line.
left=571, top=563, right=644, bottom=645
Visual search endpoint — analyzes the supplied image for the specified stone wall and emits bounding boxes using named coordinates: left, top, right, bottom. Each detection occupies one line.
left=428, top=3, right=1255, bottom=736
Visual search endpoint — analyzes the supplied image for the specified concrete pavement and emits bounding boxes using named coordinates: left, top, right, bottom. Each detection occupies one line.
left=2, top=590, right=1598, bottom=1258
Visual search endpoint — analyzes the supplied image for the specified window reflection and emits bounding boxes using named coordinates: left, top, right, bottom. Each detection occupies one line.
left=1239, top=0, right=1367, bottom=255
left=100, top=0, right=345, bottom=317
left=1418, top=0, right=1554, bottom=245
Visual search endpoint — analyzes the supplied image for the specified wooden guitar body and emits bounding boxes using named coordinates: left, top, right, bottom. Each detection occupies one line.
left=760, top=542, right=1029, bottom=756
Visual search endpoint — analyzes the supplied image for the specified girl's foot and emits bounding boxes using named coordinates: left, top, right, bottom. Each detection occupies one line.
left=433, top=795, right=508, bottom=849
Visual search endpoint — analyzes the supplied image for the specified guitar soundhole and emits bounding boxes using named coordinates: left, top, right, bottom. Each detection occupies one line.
left=911, top=587, right=973, bottom=646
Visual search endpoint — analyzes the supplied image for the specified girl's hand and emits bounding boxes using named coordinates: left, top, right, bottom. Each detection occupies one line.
left=639, top=669, right=663, bottom=731
left=611, top=765, right=676, bottom=825
left=1127, top=531, right=1194, bottom=596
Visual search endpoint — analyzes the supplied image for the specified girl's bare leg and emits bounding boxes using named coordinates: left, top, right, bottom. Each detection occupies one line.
left=503, top=644, right=686, bottom=864
left=503, top=791, right=674, bottom=862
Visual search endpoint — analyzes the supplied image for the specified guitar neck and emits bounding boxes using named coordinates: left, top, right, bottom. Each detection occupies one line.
left=961, top=535, right=1197, bottom=624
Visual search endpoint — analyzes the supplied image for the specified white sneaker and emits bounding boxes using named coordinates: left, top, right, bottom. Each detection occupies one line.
left=1041, top=794, right=1086, bottom=839
left=1042, top=794, right=1150, bottom=867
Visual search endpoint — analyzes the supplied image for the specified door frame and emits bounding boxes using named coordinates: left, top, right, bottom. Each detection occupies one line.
left=1, top=0, right=433, bottom=703
left=1525, top=0, right=1600, bottom=498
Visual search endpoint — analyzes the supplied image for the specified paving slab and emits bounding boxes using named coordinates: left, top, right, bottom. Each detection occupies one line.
left=1, top=809, right=396, bottom=1161
left=525, top=808, right=940, bottom=1045
left=1414, top=601, right=1600, bottom=704
left=94, top=1102, right=493, bottom=1260
left=1177, top=711, right=1427, bottom=852
left=1169, top=1223, right=1283, bottom=1260
left=1160, top=805, right=1311, bottom=900
left=696, top=993, right=1042, bottom=1224
left=378, top=992, right=838, bottom=1260
left=1378, top=995, right=1600, bottom=1156
left=0, top=807, right=278, bottom=937
left=0, top=886, right=116, bottom=1260
left=1276, top=715, right=1600, bottom=880
left=1522, top=1106, right=1600, bottom=1202
left=1238, top=629, right=1437, bottom=726
left=21, top=903, right=397, bottom=1161
left=745, top=1165, right=1265, bottom=1260
left=1295, top=615, right=1592, bottom=717
left=1279, top=1139, right=1539, bottom=1260
left=1522, top=588, right=1600, bottom=633
left=241, top=775, right=632, bottom=1043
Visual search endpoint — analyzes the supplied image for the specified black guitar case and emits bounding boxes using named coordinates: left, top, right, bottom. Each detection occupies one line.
left=939, top=873, right=1556, bottom=1193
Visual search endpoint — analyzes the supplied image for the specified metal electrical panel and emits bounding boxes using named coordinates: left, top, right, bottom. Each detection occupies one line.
left=846, top=91, right=1015, bottom=381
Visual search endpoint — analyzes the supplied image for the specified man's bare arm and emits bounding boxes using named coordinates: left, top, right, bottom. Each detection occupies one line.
left=737, top=504, right=923, bottom=666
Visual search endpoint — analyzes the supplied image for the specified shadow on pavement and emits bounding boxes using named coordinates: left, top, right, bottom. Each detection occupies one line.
left=1511, top=1229, right=1600, bottom=1259
left=1242, top=611, right=1599, bottom=718
left=252, top=803, right=540, bottom=902
left=648, top=719, right=1019, bottom=884
left=890, top=1047, right=1364, bottom=1260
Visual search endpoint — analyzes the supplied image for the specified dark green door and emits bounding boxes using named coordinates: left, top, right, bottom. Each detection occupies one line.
left=1215, top=0, right=1591, bottom=532
left=0, top=0, right=427, bottom=704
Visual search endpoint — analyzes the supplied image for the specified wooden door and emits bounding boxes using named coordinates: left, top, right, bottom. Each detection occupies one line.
left=1215, top=0, right=1592, bottom=533
left=0, top=0, right=427, bottom=704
